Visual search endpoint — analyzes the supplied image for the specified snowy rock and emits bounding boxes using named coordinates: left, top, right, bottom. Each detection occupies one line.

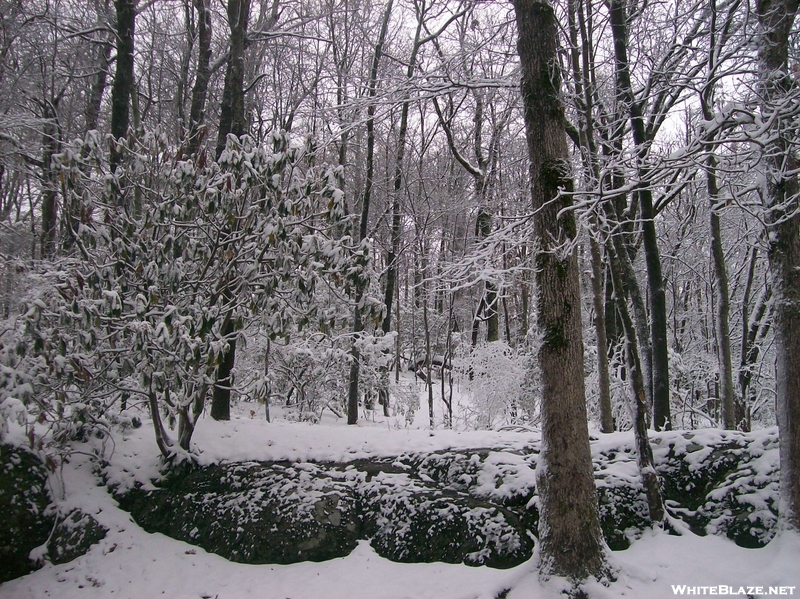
left=0, top=444, right=53, bottom=582
left=116, top=453, right=536, bottom=568
left=117, top=461, right=362, bottom=564
left=361, top=470, right=533, bottom=568
left=47, top=509, right=108, bottom=565
left=112, top=429, right=780, bottom=570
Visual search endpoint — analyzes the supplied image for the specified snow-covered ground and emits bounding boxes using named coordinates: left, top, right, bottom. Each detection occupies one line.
left=2, top=385, right=799, bottom=599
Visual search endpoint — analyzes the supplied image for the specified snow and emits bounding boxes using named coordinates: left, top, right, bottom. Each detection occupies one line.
left=1, top=399, right=799, bottom=599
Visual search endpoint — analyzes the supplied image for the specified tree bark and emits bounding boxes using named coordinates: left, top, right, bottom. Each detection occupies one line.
left=215, top=0, right=251, bottom=159
left=756, top=0, right=800, bottom=531
left=590, top=237, right=614, bottom=432
left=513, top=0, right=607, bottom=581
left=110, top=0, right=136, bottom=172
left=702, top=0, right=737, bottom=430
left=211, top=313, right=236, bottom=421
left=186, top=0, right=213, bottom=156
left=40, top=101, right=59, bottom=259
left=211, top=0, right=252, bottom=421
left=567, top=0, right=613, bottom=432
left=739, top=274, right=772, bottom=431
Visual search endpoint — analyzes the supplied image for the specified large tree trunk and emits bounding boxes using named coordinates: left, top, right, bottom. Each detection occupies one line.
left=215, top=0, right=251, bottom=158
left=756, top=0, right=800, bottom=531
left=110, top=0, right=136, bottom=172
left=211, top=0, right=251, bottom=421
left=513, top=0, right=607, bottom=581
left=186, top=0, right=213, bottom=156
left=609, top=0, right=672, bottom=430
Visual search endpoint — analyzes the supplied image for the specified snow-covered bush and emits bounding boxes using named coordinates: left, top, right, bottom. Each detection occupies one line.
left=453, top=342, right=530, bottom=429
left=16, top=130, right=378, bottom=457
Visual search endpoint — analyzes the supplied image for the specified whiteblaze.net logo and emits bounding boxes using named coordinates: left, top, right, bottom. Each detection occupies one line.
left=671, top=586, right=796, bottom=596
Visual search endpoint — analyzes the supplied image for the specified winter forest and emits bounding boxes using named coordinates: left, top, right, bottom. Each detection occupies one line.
left=1, top=0, right=800, bottom=597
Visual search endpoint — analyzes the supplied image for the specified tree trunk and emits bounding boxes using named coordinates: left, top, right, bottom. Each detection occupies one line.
left=348, top=0, right=393, bottom=425
left=476, top=208, right=499, bottom=342
left=186, top=0, right=213, bottom=156
left=702, top=0, right=737, bottom=430
left=211, top=314, right=236, bottom=421
left=110, top=0, right=136, bottom=172
left=381, top=19, right=418, bottom=337
left=739, top=274, right=772, bottom=431
left=609, top=0, right=672, bottom=430
left=40, top=101, right=59, bottom=260
left=607, top=223, right=665, bottom=524
left=756, top=0, right=800, bottom=531
left=590, top=237, right=614, bottom=432
left=210, top=0, right=251, bottom=421
left=513, top=0, right=607, bottom=581
left=706, top=138, right=736, bottom=430
left=566, top=0, right=613, bottom=432
left=85, top=3, right=114, bottom=136
left=215, top=0, right=251, bottom=159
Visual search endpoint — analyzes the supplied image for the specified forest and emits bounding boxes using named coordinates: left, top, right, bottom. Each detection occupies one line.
left=0, top=0, right=799, bottom=597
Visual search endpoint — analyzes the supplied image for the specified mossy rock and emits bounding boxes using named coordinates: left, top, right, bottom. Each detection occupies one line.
left=360, top=471, right=534, bottom=568
left=654, top=433, right=779, bottom=547
left=117, top=461, right=361, bottom=564
left=596, top=483, right=650, bottom=550
left=117, top=456, right=536, bottom=568
left=48, top=510, right=108, bottom=565
left=114, top=430, right=780, bottom=568
left=0, top=444, right=54, bottom=583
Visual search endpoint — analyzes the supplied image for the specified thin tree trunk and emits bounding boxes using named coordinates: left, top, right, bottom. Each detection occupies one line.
left=706, top=148, right=736, bottom=429
left=477, top=207, right=499, bottom=342
left=609, top=0, right=672, bottom=430
left=348, top=0, right=393, bottom=425
left=149, top=390, right=174, bottom=459
left=702, top=0, right=737, bottom=429
left=739, top=274, right=772, bottom=431
left=607, top=222, right=665, bottom=524
left=40, top=101, right=59, bottom=259
left=211, top=0, right=252, bottom=421
left=513, top=0, right=607, bottom=581
left=85, top=3, right=113, bottom=135
left=590, top=238, right=614, bottom=432
left=211, top=312, right=236, bottom=421
left=381, top=11, right=420, bottom=336
left=567, top=0, right=613, bottom=432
